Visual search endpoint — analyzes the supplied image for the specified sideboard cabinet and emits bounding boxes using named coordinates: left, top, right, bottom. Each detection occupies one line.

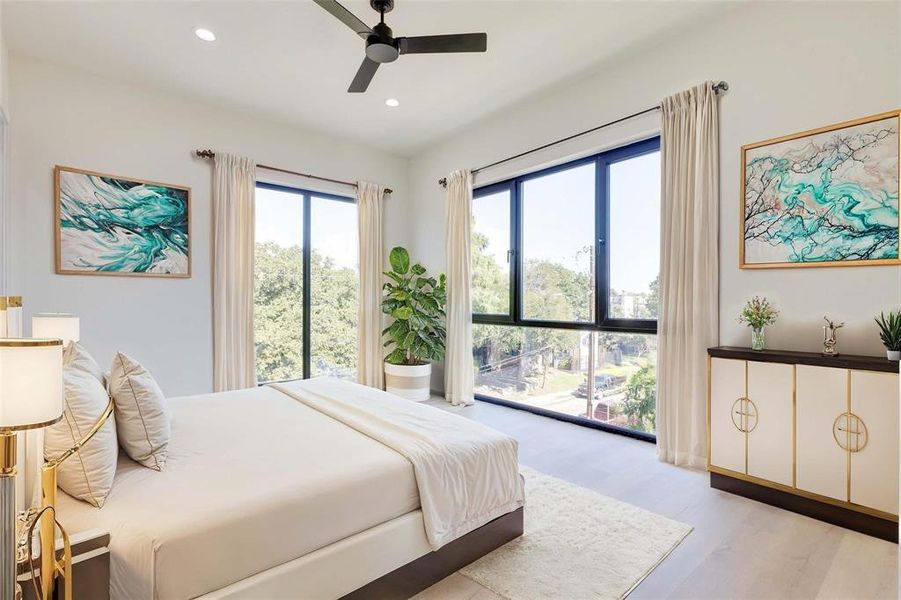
left=707, top=346, right=899, bottom=542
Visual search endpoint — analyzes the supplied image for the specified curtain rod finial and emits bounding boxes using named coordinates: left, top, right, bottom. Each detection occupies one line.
left=195, top=149, right=215, bottom=159
left=713, top=81, right=729, bottom=94
left=438, top=177, right=447, bottom=188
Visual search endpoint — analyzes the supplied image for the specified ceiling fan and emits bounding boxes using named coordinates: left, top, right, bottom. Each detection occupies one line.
left=313, top=0, right=488, bottom=93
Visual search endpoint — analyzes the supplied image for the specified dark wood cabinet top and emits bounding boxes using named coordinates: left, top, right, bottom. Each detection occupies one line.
left=708, top=346, right=899, bottom=374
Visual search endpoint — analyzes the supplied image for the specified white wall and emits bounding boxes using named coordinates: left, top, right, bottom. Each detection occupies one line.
left=10, top=56, right=409, bottom=396
left=0, top=3, right=11, bottom=295
left=408, top=1, right=901, bottom=392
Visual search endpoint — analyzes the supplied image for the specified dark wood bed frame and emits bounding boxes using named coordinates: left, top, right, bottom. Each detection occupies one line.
left=342, top=507, right=524, bottom=600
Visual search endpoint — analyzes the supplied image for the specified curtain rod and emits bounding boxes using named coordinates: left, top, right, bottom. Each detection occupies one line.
left=438, top=80, right=729, bottom=187
left=194, top=150, right=393, bottom=195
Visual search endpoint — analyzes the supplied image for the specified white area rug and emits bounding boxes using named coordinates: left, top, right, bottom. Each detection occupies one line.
left=460, top=467, right=692, bottom=600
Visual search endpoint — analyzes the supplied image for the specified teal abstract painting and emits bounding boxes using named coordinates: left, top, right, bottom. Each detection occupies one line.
left=55, top=167, right=191, bottom=277
left=742, top=112, right=899, bottom=268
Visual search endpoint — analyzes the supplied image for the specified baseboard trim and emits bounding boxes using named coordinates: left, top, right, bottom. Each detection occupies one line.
left=710, top=472, right=898, bottom=543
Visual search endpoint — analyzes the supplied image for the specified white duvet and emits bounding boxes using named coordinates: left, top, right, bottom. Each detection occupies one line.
left=273, top=378, right=525, bottom=549
left=55, top=378, right=523, bottom=598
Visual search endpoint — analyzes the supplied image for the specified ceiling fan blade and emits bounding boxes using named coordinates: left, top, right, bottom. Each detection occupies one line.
left=348, top=57, right=380, bottom=93
left=398, top=33, right=487, bottom=55
left=312, top=0, right=373, bottom=39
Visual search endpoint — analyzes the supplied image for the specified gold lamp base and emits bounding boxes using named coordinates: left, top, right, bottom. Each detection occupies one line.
left=22, top=396, right=113, bottom=600
left=1, top=432, right=19, bottom=600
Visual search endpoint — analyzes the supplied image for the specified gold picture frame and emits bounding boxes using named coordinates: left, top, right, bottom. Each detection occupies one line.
left=54, top=166, right=192, bottom=278
left=740, top=110, right=900, bottom=269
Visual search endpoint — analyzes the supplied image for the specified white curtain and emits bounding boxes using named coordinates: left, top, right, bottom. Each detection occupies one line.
left=212, top=153, right=257, bottom=392
left=656, top=82, right=719, bottom=468
left=444, top=170, right=475, bottom=406
left=357, top=181, right=386, bottom=389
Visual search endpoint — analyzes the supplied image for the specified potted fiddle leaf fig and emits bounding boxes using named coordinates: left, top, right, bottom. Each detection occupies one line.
left=875, top=310, right=901, bottom=361
left=382, top=247, right=447, bottom=401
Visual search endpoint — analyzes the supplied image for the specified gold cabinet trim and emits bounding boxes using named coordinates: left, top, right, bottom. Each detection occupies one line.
left=708, top=465, right=899, bottom=522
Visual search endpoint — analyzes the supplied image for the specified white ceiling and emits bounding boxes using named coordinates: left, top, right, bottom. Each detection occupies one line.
left=4, top=1, right=727, bottom=156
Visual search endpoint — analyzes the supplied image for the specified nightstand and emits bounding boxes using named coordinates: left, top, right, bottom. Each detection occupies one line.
left=17, top=529, right=110, bottom=600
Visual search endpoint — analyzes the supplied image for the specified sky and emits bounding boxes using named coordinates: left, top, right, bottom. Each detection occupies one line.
left=255, top=186, right=358, bottom=269
left=473, top=151, right=660, bottom=295
left=256, top=150, right=660, bottom=293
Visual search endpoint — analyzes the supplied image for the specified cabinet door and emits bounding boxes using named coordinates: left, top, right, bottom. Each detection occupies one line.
left=850, top=371, right=899, bottom=515
left=747, top=361, right=793, bottom=486
left=709, top=358, right=746, bottom=474
left=796, top=365, right=847, bottom=502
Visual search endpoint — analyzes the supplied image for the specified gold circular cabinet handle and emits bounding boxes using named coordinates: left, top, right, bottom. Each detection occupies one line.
left=833, top=412, right=869, bottom=452
left=731, top=398, right=758, bottom=433
left=833, top=412, right=849, bottom=450
left=744, top=399, right=759, bottom=433
left=731, top=398, right=747, bottom=432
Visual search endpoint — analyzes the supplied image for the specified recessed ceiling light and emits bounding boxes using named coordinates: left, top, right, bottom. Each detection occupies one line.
left=385, top=98, right=400, bottom=108
left=194, top=28, right=216, bottom=42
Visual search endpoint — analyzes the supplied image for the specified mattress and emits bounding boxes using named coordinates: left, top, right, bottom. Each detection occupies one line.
left=55, top=385, right=420, bottom=600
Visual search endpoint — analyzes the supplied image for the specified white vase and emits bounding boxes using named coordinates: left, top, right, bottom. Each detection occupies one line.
left=384, top=362, right=432, bottom=402
left=887, top=350, right=900, bottom=361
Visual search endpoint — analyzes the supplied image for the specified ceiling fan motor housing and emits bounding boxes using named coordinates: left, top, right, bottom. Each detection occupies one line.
left=370, top=0, right=394, bottom=13
left=366, top=22, right=399, bottom=63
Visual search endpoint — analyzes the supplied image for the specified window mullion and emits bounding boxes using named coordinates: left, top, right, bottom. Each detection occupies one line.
left=512, top=180, right=522, bottom=324
left=302, top=192, right=312, bottom=379
left=596, top=156, right=609, bottom=326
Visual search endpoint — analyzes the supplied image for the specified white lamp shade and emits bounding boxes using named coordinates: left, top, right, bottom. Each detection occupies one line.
left=32, top=314, right=80, bottom=345
left=0, top=339, right=64, bottom=430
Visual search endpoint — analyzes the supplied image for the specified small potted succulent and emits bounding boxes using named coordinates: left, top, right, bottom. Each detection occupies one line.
left=875, top=311, right=901, bottom=361
left=738, top=296, right=779, bottom=351
left=381, top=247, right=446, bottom=401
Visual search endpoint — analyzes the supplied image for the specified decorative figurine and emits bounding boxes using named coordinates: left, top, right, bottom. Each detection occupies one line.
left=822, top=316, right=845, bottom=357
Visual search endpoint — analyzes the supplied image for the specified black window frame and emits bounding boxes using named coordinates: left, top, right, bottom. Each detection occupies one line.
left=472, top=136, right=661, bottom=335
left=254, top=181, right=356, bottom=382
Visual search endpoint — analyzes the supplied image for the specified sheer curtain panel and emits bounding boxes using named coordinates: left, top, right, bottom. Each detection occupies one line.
left=212, top=153, right=257, bottom=392
left=356, top=181, right=386, bottom=389
left=444, top=169, right=475, bottom=406
left=656, top=82, right=720, bottom=468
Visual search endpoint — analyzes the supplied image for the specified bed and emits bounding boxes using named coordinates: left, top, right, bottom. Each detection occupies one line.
left=54, top=377, right=525, bottom=599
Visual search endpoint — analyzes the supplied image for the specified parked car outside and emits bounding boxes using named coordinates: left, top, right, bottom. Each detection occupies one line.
left=574, top=374, right=616, bottom=398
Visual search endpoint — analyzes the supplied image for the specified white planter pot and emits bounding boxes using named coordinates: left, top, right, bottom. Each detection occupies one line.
left=887, top=350, right=901, bottom=361
left=384, top=362, right=432, bottom=402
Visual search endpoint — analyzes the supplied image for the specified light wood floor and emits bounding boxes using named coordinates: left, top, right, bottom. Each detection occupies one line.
left=415, top=400, right=898, bottom=600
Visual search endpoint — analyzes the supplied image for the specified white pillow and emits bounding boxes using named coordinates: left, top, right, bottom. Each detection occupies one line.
left=63, top=342, right=105, bottom=385
left=44, top=368, right=118, bottom=508
left=108, top=352, right=170, bottom=470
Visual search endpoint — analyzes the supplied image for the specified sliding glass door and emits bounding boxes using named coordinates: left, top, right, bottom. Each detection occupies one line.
left=253, top=183, right=358, bottom=383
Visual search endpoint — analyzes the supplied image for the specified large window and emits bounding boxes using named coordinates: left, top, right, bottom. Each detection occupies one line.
left=254, top=183, right=358, bottom=383
left=471, top=138, right=660, bottom=438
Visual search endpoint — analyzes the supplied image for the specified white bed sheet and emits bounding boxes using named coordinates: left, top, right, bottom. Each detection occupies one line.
left=56, top=385, right=419, bottom=600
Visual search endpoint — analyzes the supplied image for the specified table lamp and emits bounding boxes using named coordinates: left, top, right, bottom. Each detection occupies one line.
left=0, top=338, right=63, bottom=600
left=31, top=314, right=80, bottom=347
left=29, top=312, right=103, bottom=599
